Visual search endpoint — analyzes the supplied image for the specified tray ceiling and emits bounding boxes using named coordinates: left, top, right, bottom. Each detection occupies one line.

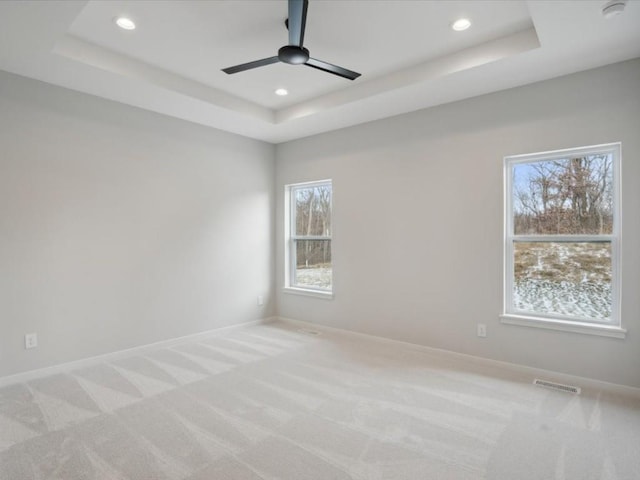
left=1, top=1, right=639, bottom=143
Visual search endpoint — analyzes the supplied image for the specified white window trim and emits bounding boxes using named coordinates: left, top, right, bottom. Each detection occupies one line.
left=284, top=179, right=333, bottom=298
left=502, top=143, right=624, bottom=338
left=282, top=286, right=334, bottom=299
left=500, top=314, right=626, bottom=338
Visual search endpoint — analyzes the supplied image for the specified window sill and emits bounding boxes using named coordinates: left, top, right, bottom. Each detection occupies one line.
left=500, top=314, right=626, bottom=339
left=283, top=287, right=334, bottom=300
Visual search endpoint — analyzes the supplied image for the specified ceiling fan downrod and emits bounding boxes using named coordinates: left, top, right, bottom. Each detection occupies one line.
left=222, top=0, right=361, bottom=81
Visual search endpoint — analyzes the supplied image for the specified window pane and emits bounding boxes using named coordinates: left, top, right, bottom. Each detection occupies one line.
left=513, top=242, right=611, bottom=321
left=294, top=185, right=332, bottom=236
left=512, top=155, right=613, bottom=235
left=294, top=240, right=332, bottom=289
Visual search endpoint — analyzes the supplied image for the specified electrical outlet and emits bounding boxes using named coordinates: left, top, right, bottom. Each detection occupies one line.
left=25, top=333, right=38, bottom=349
left=257, top=295, right=264, bottom=306
left=477, top=324, right=487, bottom=338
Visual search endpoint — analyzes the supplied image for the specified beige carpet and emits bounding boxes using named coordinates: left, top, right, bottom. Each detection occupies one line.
left=1, top=320, right=638, bottom=479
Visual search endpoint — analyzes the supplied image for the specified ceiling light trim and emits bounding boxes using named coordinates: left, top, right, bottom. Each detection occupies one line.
left=114, top=17, right=136, bottom=30
left=451, top=18, right=472, bottom=31
left=602, top=0, right=627, bottom=18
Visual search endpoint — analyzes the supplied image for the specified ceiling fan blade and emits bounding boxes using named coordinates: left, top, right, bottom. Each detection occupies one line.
left=222, top=56, right=280, bottom=74
left=288, top=0, right=308, bottom=47
left=305, top=58, right=361, bottom=80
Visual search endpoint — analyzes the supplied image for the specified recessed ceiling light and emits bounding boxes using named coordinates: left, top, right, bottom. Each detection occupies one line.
left=602, top=0, right=626, bottom=18
left=275, top=88, right=288, bottom=96
left=451, top=18, right=471, bottom=31
left=115, top=17, right=136, bottom=30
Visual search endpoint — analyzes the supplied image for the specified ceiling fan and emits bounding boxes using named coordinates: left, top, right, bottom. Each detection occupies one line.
left=222, top=0, right=361, bottom=81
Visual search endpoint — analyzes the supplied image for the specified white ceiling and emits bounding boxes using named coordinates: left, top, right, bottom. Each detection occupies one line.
left=1, top=1, right=639, bottom=144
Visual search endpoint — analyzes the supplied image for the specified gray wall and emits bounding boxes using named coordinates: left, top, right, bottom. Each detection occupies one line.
left=2, top=60, right=639, bottom=388
left=0, top=71, right=276, bottom=378
left=275, top=59, right=640, bottom=388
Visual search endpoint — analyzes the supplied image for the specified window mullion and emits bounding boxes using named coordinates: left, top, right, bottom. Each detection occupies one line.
left=291, top=235, right=331, bottom=241
left=512, top=235, right=613, bottom=243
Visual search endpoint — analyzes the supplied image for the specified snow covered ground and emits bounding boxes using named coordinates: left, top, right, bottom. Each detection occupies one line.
left=514, top=278, right=611, bottom=320
left=513, top=242, right=611, bottom=320
left=295, top=243, right=611, bottom=321
left=295, top=267, right=332, bottom=289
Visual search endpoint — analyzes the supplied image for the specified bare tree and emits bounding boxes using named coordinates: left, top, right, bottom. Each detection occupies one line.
left=295, top=185, right=332, bottom=268
left=513, top=154, right=613, bottom=235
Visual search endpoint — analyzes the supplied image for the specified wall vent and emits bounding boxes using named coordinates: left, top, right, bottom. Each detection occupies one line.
left=533, top=379, right=581, bottom=394
left=297, top=329, right=321, bottom=336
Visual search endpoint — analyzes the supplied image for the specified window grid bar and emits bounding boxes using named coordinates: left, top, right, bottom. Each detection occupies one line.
left=292, top=236, right=331, bottom=241
left=510, top=235, right=614, bottom=243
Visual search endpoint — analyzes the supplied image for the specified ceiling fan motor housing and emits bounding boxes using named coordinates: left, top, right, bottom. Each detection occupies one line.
left=222, top=0, right=360, bottom=80
left=278, top=45, right=310, bottom=65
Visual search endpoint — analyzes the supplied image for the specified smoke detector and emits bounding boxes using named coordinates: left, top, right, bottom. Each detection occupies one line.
left=602, top=0, right=626, bottom=19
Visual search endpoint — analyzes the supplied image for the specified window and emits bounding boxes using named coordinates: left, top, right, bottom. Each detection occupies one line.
left=285, top=180, right=332, bottom=297
left=502, top=143, right=624, bottom=337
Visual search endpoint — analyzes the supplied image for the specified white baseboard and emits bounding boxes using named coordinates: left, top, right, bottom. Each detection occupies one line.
left=4, top=315, right=638, bottom=399
left=276, top=316, right=640, bottom=399
left=0, top=317, right=277, bottom=388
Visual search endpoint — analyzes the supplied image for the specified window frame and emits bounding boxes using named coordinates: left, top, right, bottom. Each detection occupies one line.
left=501, top=143, right=625, bottom=338
left=283, top=179, right=333, bottom=299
